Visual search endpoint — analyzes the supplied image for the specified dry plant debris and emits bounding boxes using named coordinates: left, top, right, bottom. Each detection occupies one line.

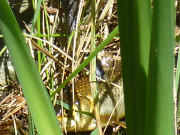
left=0, top=91, right=28, bottom=135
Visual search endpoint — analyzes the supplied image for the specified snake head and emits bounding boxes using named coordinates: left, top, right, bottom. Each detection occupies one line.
left=54, top=76, right=96, bottom=132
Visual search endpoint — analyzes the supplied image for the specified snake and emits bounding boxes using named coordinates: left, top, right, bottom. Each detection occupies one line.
left=55, top=53, right=125, bottom=132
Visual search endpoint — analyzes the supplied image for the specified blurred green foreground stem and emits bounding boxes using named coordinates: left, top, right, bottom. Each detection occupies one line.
left=0, top=0, right=62, bottom=134
left=117, top=0, right=175, bottom=134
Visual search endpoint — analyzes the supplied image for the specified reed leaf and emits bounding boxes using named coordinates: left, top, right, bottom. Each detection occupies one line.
left=145, top=0, right=175, bottom=134
left=117, top=0, right=175, bottom=134
left=117, top=0, right=151, bottom=134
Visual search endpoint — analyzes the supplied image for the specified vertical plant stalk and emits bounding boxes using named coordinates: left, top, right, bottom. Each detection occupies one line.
left=145, top=0, right=175, bottom=134
left=177, top=39, right=180, bottom=122
left=37, top=8, right=42, bottom=72
left=31, top=0, right=42, bottom=33
left=117, top=0, right=151, bottom=134
left=90, top=0, right=103, bottom=134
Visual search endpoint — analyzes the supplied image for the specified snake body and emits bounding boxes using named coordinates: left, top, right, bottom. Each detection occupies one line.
left=55, top=53, right=125, bottom=132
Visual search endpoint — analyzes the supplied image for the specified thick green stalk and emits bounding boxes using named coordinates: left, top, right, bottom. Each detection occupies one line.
left=117, top=0, right=151, bottom=134
left=145, top=0, right=175, bottom=134
left=0, top=1, right=62, bottom=134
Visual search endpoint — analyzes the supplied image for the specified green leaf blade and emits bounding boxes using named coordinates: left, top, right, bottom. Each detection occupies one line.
left=0, top=0, right=62, bottom=134
left=145, top=0, right=175, bottom=134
